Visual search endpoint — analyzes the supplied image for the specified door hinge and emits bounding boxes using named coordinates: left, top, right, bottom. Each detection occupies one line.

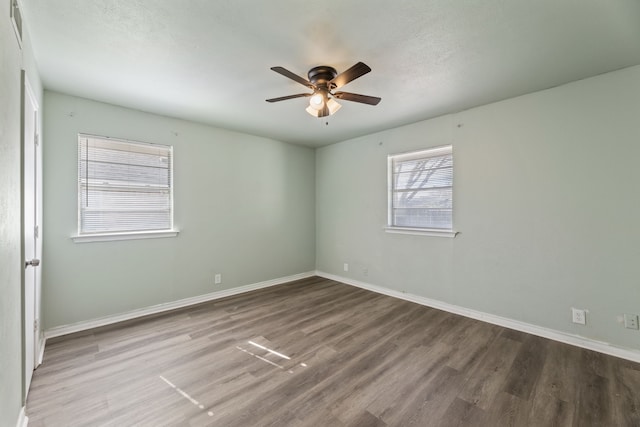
left=34, top=319, right=39, bottom=332
left=35, top=133, right=39, bottom=146
left=34, top=225, right=39, bottom=239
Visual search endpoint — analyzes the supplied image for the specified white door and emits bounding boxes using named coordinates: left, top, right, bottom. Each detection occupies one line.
left=23, top=72, right=41, bottom=397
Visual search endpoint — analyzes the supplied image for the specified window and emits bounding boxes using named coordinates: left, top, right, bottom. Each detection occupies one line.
left=75, top=134, right=176, bottom=241
left=387, top=145, right=455, bottom=236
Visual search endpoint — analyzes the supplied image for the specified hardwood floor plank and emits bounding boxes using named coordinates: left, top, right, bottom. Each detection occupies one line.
left=346, top=410, right=387, bottom=427
left=445, top=319, right=501, bottom=372
left=484, top=391, right=531, bottom=427
left=502, top=334, right=548, bottom=399
left=328, top=343, right=449, bottom=423
left=26, top=277, right=640, bottom=427
left=392, top=366, right=467, bottom=426
left=612, top=364, right=640, bottom=425
left=438, top=397, right=487, bottom=427
left=458, top=335, right=522, bottom=410
left=574, top=373, right=614, bottom=427
left=526, top=391, right=574, bottom=427
left=534, top=340, right=581, bottom=404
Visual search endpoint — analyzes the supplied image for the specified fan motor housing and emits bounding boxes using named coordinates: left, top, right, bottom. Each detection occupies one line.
left=308, top=66, right=337, bottom=87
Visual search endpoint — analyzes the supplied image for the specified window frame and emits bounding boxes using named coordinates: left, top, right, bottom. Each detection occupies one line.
left=386, top=145, right=457, bottom=238
left=72, top=133, right=178, bottom=243
left=10, top=0, right=23, bottom=48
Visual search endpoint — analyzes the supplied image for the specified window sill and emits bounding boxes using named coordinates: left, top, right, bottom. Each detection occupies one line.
left=384, top=226, right=458, bottom=238
left=72, top=230, right=179, bottom=243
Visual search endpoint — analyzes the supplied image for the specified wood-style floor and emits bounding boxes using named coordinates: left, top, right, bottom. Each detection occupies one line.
left=27, top=276, right=640, bottom=426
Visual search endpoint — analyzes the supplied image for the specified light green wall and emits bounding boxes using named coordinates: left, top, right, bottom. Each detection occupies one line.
left=43, top=92, right=315, bottom=329
left=316, top=64, right=640, bottom=352
left=1, top=4, right=43, bottom=426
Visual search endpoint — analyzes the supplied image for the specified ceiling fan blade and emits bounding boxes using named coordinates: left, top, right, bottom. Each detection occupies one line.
left=330, top=62, right=372, bottom=89
left=266, top=93, right=312, bottom=103
left=270, top=67, right=314, bottom=89
left=332, top=91, right=381, bottom=105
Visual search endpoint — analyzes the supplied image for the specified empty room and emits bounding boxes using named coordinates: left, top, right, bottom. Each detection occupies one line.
left=2, top=1, right=640, bottom=426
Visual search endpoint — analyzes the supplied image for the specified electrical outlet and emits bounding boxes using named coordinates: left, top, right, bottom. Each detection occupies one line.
left=624, top=314, right=639, bottom=330
left=343, top=263, right=349, bottom=272
left=572, top=308, right=586, bottom=325
left=363, top=267, right=368, bottom=277
left=214, top=274, right=222, bottom=285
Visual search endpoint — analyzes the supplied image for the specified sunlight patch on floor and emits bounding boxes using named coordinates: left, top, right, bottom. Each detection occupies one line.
left=236, top=340, right=310, bottom=374
left=159, top=375, right=214, bottom=417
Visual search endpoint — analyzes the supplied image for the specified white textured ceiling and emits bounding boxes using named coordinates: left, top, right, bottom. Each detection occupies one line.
left=21, top=0, right=640, bottom=147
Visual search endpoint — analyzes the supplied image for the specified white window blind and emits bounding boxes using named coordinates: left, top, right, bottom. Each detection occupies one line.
left=388, top=145, right=453, bottom=230
left=78, top=134, right=173, bottom=235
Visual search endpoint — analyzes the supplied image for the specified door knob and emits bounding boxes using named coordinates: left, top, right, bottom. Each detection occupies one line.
left=25, top=259, right=40, bottom=268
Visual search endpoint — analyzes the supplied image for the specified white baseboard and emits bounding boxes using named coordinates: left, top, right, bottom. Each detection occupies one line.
left=316, top=271, right=640, bottom=364
left=15, top=407, right=28, bottom=427
left=44, top=271, right=315, bottom=339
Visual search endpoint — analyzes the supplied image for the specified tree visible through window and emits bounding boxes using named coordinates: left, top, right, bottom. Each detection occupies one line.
left=388, top=146, right=453, bottom=230
left=77, top=134, right=173, bottom=235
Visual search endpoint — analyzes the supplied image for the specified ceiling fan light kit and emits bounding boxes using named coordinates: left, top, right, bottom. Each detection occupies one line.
left=266, top=62, right=381, bottom=118
left=306, top=97, right=341, bottom=117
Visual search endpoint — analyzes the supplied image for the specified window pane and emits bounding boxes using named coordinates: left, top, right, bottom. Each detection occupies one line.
left=388, top=146, right=453, bottom=230
left=393, top=188, right=452, bottom=209
left=81, top=211, right=171, bottom=233
left=80, top=161, right=170, bottom=188
left=80, top=188, right=171, bottom=210
left=393, top=155, right=452, bottom=174
left=393, top=167, right=452, bottom=190
left=78, top=135, right=173, bottom=234
left=392, top=208, right=452, bottom=229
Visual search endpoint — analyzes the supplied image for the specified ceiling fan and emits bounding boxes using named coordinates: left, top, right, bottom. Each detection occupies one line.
left=266, top=62, right=381, bottom=118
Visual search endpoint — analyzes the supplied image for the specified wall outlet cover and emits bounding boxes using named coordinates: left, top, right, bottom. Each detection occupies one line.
left=624, top=314, right=639, bottom=330
left=572, top=308, right=586, bottom=325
